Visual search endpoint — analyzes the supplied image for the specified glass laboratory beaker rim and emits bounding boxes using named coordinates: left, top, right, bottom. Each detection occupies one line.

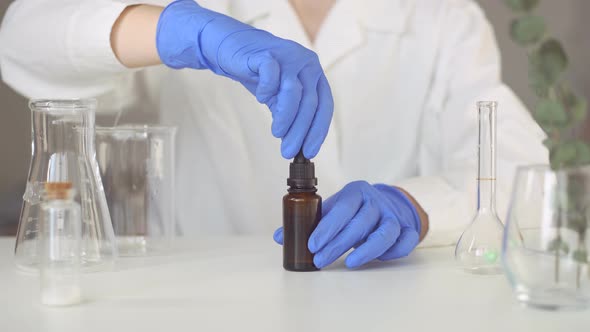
left=29, top=99, right=97, bottom=113
left=96, top=125, right=177, bottom=135
left=477, top=100, right=498, bottom=108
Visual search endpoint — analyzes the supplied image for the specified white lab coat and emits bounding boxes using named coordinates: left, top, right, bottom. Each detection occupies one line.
left=0, top=0, right=547, bottom=245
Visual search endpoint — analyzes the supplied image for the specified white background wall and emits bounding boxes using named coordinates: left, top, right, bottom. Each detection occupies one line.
left=1, top=0, right=589, bottom=230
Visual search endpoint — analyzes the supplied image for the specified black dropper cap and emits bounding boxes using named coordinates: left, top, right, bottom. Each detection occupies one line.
left=287, top=150, right=317, bottom=191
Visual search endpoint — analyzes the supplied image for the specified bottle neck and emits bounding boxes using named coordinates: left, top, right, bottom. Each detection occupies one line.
left=477, top=102, right=497, bottom=214
left=288, top=186, right=317, bottom=194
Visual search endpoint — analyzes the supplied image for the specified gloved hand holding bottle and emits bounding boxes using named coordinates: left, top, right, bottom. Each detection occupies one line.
left=274, top=181, right=426, bottom=269
left=156, top=0, right=333, bottom=159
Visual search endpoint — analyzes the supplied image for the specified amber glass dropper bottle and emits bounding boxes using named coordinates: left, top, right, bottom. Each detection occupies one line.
left=283, top=150, right=322, bottom=271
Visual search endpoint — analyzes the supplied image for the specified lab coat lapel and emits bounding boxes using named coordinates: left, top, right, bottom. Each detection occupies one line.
left=314, top=0, right=410, bottom=70
left=231, top=0, right=312, bottom=49
left=314, top=0, right=364, bottom=70
left=232, top=0, right=411, bottom=69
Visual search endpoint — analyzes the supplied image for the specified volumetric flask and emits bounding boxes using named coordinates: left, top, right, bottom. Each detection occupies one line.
left=96, top=126, right=176, bottom=256
left=455, top=101, right=503, bottom=274
left=16, top=100, right=117, bottom=272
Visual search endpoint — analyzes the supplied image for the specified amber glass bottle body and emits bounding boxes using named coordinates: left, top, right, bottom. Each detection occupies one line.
left=283, top=191, right=322, bottom=271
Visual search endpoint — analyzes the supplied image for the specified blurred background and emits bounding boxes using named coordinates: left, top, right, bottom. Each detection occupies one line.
left=1, top=1, right=589, bottom=235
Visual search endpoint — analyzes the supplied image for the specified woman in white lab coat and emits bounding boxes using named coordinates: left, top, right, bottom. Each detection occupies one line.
left=0, top=0, right=546, bottom=268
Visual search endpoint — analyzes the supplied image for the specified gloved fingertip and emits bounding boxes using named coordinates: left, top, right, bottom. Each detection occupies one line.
left=273, top=228, right=284, bottom=245
left=271, top=122, right=284, bottom=138
left=256, top=83, right=278, bottom=104
left=281, top=140, right=299, bottom=160
left=344, top=254, right=363, bottom=269
left=302, top=142, right=319, bottom=159
left=308, top=236, right=318, bottom=253
left=256, top=93, right=271, bottom=104
left=281, top=148, right=295, bottom=159
left=256, top=83, right=279, bottom=105
left=313, top=254, right=325, bottom=269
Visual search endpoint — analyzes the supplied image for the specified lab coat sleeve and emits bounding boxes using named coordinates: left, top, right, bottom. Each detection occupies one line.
left=0, top=0, right=226, bottom=99
left=0, top=0, right=134, bottom=98
left=397, top=1, right=548, bottom=247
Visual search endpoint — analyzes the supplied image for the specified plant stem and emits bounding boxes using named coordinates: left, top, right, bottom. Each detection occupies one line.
left=555, top=83, right=577, bottom=138
left=577, top=231, right=583, bottom=289
left=555, top=208, right=562, bottom=284
left=577, top=264, right=581, bottom=289
left=555, top=237, right=560, bottom=284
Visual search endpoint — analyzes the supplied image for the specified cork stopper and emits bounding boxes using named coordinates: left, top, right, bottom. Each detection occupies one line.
left=44, top=182, right=74, bottom=200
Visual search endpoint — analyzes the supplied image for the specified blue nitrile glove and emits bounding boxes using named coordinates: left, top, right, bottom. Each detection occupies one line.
left=274, top=181, right=422, bottom=269
left=156, top=0, right=333, bottom=159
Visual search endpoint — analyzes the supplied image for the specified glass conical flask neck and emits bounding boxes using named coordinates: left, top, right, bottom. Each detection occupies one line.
left=455, top=101, right=503, bottom=274
left=15, top=100, right=117, bottom=272
left=477, top=101, right=497, bottom=214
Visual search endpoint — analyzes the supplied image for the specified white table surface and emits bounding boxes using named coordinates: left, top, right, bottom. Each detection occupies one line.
left=0, top=236, right=588, bottom=332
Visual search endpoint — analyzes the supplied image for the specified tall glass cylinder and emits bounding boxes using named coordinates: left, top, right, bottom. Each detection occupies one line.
left=455, top=101, right=504, bottom=274
left=16, top=100, right=117, bottom=271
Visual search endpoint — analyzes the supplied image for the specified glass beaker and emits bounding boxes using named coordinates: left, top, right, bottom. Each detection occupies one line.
left=16, top=99, right=117, bottom=272
left=503, top=165, right=590, bottom=310
left=455, top=101, right=504, bottom=274
left=95, top=125, right=176, bottom=256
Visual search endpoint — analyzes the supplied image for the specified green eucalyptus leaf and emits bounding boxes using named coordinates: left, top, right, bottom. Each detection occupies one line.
left=574, top=142, right=590, bottom=165
left=566, top=213, right=587, bottom=233
left=504, top=0, right=540, bottom=12
left=543, top=137, right=556, bottom=149
left=573, top=249, right=588, bottom=263
left=548, top=237, right=561, bottom=251
left=510, top=16, right=545, bottom=46
left=551, top=141, right=590, bottom=168
left=528, top=53, right=550, bottom=97
left=535, top=99, right=567, bottom=126
left=571, top=99, right=588, bottom=123
left=551, top=142, right=578, bottom=168
left=538, top=39, right=568, bottom=83
left=539, top=124, right=556, bottom=135
left=550, top=149, right=560, bottom=169
left=562, top=242, right=570, bottom=254
left=564, top=91, right=588, bottom=123
left=548, top=237, right=570, bottom=254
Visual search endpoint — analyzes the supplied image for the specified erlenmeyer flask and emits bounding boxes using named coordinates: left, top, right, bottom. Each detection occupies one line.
left=455, top=101, right=504, bottom=274
left=15, top=99, right=117, bottom=272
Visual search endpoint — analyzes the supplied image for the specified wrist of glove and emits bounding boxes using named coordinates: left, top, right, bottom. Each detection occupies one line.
left=156, top=0, right=249, bottom=71
left=274, top=181, right=422, bottom=269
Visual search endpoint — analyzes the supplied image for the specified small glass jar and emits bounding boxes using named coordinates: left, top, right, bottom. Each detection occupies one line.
left=39, top=182, right=82, bottom=306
